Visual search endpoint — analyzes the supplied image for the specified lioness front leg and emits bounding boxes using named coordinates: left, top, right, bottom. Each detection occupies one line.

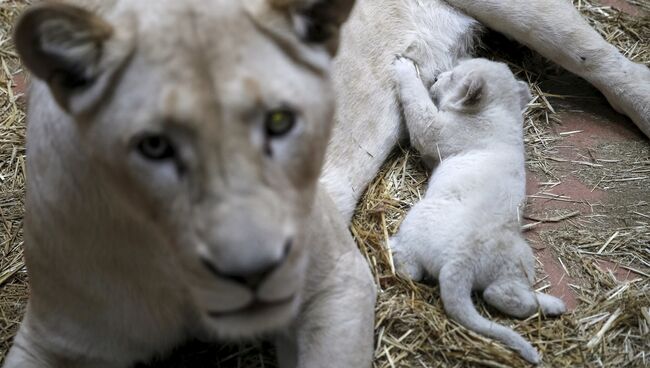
left=276, top=250, right=376, bottom=368
left=445, top=0, right=650, bottom=138
left=5, top=315, right=62, bottom=368
left=4, top=323, right=117, bottom=368
left=3, top=335, right=52, bottom=368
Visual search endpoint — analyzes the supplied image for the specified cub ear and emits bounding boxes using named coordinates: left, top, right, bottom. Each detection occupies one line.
left=14, top=3, right=131, bottom=114
left=269, top=0, right=356, bottom=55
left=517, top=80, right=533, bottom=111
left=452, top=72, right=485, bottom=109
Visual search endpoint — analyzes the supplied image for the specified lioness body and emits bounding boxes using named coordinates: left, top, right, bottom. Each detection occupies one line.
left=5, top=0, right=650, bottom=367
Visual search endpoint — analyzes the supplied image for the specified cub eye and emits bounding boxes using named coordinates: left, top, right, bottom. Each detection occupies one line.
left=265, top=109, right=296, bottom=137
left=136, top=135, right=175, bottom=160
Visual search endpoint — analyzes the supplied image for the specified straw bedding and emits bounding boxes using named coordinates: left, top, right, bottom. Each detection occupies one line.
left=0, top=1, right=648, bottom=366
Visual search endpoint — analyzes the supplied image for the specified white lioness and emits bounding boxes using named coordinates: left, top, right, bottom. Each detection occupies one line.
left=5, top=0, right=650, bottom=367
left=6, top=1, right=375, bottom=367
left=389, top=57, right=566, bottom=364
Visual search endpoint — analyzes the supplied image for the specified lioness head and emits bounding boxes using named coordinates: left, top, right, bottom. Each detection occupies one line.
left=15, top=0, right=355, bottom=338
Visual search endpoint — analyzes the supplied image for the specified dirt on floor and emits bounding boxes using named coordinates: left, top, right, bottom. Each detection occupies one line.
left=1, top=0, right=648, bottom=367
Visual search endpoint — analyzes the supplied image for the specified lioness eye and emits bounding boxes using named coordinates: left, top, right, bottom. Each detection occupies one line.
left=137, top=135, right=175, bottom=160
left=265, top=110, right=296, bottom=138
left=304, top=22, right=331, bottom=43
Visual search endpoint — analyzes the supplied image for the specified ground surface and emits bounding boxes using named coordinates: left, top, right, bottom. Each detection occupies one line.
left=0, top=1, right=648, bottom=367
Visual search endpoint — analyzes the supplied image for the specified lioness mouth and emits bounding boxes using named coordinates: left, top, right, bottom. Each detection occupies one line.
left=208, top=295, right=295, bottom=318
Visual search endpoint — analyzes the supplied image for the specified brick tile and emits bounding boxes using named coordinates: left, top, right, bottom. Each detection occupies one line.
left=598, top=0, right=647, bottom=17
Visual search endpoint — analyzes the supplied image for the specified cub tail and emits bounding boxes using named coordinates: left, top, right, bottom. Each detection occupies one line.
left=438, top=264, right=541, bottom=364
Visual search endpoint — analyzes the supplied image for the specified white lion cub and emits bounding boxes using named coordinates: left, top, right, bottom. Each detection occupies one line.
left=389, top=57, right=566, bottom=364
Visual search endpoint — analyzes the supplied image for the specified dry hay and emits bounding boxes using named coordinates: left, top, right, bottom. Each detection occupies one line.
left=0, top=0, right=28, bottom=362
left=355, top=148, right=649, bottom=367
left=0, top=0, right=649, bottom=367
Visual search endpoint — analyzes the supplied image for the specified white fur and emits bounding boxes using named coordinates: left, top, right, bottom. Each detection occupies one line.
left=5, top=0, right=648, bottom=366
left=389, top=57, right=566, bottom=364
left=444, top=0, right=650, bottom=138
left=323, top=0, right=650, bottom=221
left=322, top=0, right=481, bottom=220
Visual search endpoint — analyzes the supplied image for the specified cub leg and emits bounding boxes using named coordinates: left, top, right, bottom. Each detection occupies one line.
left=391, top=56, right=444, bottom=160
left=446, top=0, right=650, bottom=138
left=483, top=280, right=566, bottom=319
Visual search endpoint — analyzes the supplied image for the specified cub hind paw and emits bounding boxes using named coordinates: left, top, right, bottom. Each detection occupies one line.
left=536, top=293, right=567, bottom=316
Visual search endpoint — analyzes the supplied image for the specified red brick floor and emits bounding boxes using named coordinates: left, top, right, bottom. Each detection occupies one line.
left=524, top=69, right=647, bottom=310
left=599, top=0, right=647, bottom=17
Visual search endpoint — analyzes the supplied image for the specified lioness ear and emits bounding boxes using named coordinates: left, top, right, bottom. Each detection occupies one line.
left=14, top=3, right=130, bottom=113
left=269, top=0, right=356, bottom=55
left=453, top=72, right=485, bottom=109
left=517, top=80, right=533, bottom=111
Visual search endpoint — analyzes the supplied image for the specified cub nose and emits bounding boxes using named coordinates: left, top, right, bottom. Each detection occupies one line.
left=201, top=240, right=292, bottom=290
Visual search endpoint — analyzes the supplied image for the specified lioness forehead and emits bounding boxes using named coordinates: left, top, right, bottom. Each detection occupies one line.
left=69, top=0, right=331, bottom=132
left=66, top=0, right=322, bottom=76
left=115, top=1, right=270, bottom=69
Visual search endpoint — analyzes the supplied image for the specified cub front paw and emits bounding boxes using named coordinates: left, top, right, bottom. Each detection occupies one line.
left=390, top=239, right=424, bottom=282
left=392, top=54, right=419, bottom=80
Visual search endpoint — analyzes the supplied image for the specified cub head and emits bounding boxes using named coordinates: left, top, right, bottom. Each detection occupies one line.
left=430, top=58, right=532, bottom=114
left=14, top=0, right=355, bottom=338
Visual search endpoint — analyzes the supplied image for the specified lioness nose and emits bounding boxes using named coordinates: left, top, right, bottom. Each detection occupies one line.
left=202, top=240, right=292, bottom=290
